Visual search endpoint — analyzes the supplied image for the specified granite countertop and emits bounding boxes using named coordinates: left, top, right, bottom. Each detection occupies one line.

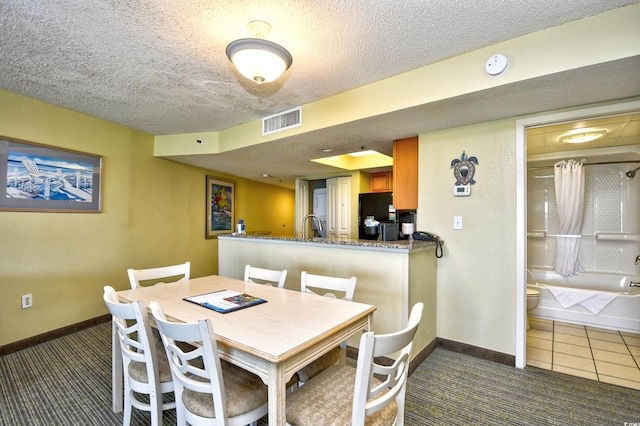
left=217, top=233, right=439, bottom=252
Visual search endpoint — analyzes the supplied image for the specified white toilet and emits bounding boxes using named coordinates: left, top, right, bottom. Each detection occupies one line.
left=526, top=285, right=541, bottom=329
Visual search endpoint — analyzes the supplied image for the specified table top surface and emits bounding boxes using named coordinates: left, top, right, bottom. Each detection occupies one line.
left=116, top=275, right=375, bottom=363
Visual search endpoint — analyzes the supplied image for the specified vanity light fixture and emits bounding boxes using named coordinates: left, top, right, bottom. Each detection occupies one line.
left=226, top=21, right=292, bottom=85
left=560, top=130, right=607, bottom=144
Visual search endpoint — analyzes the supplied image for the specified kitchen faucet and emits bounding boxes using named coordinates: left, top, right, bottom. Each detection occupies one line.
left=302, top=214, right=323, bottom=239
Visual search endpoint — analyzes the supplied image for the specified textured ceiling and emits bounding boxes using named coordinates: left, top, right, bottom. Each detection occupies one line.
left=1, top=1, right=639, bottom=188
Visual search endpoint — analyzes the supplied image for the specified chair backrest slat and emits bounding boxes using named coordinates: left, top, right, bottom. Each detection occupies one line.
left=127, top=262, right=190, bottom=289
left=300, top=271, right=357, bottom=300
left=244, top=264, right=287, bottom=288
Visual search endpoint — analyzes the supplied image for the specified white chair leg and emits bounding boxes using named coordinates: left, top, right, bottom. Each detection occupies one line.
left=123, top=393, right=132, bottom=426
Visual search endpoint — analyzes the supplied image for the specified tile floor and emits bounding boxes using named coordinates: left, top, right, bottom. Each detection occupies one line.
left=526, top=317, right=640, bottom=390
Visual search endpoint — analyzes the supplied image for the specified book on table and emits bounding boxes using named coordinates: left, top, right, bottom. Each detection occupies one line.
left=183, top=290, right=267, bottom=313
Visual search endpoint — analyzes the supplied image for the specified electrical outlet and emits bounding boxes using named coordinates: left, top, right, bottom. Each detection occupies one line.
left=22, top=294, right=33, bottom=309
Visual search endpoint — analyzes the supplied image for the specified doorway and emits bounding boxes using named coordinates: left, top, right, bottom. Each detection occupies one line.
left=514, top=99, right=640, bottom=368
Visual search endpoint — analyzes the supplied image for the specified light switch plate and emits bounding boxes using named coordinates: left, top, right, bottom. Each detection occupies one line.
left=453, top=216, right=463, bottom=230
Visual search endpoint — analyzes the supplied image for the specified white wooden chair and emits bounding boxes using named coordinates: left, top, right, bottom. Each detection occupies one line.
left=127, top=261, right=190, bottom=289
left=300, top=271, right=356, bottom=300
left=149, top=301, right=268, bottom=426
left=103, top=286, right=175, bottom=426
left=243, top=264, right=287, bottom=288
left=296, top=271, right=357, bottom=383
left=286, top=302, right=424, bottom=426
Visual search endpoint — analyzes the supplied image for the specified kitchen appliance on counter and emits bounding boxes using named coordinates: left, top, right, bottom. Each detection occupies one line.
left=359, top=192, right=394, bottom=240
left=397, top=210, right=416, bottom=240
left=380, top=222, right=398, bottom=241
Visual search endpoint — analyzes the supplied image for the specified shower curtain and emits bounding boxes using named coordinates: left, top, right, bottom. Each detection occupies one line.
left=553, top=159, right=585, bottom=276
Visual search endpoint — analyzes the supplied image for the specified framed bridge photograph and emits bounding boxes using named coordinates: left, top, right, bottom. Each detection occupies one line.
left=0, top=136, right=102, bottom=212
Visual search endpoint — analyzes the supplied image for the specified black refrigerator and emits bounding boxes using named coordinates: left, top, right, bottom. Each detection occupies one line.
left=358, top=192, right=393, bottom=240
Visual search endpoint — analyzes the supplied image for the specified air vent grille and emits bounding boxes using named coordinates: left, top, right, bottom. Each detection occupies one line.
left=262, top=107, right=302, bottom=136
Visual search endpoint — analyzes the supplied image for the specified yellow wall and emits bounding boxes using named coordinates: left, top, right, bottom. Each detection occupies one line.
left=418, top=119, right=517, bottom=355
left=0, top=89, right=294, bottom=346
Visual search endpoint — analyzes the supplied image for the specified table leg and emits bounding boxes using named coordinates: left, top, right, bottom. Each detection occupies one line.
left=112, top=321, right=123, bottom=413
left=268, top=362, right=286, bottom=426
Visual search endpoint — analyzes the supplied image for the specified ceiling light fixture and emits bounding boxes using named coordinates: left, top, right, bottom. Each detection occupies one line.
left=226, top=21, right=292, bottom=85
left=347, top=150, right=379, bottom=157
left=560, top=130, right=607, bottom=144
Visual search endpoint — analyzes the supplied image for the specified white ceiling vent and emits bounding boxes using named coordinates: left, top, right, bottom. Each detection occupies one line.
left=262, top=106, right=302, bottom=136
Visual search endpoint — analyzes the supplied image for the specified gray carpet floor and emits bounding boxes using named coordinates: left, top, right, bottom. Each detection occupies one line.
left=1, top=321, right=638, bottom=425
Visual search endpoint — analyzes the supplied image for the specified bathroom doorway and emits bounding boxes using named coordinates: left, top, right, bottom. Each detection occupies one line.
left=515, top=99, right=640, bottom=369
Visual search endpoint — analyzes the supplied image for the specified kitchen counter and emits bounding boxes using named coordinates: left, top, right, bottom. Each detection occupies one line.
left=217, top=233, right=438, bottom=360
left=218, top=233, right=437, bottom=252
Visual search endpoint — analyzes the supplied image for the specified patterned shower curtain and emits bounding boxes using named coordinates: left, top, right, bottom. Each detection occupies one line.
left=553, top=159, right=586, bottom=276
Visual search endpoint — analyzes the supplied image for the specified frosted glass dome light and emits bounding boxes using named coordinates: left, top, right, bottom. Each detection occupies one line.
left=226, top=21, right=292, bottom=85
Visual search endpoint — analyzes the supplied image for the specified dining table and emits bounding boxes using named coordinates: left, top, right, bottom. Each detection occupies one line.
left=112, top=274, right=376, bottom=426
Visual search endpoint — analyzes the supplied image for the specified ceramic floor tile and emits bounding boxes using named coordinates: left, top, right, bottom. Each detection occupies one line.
left=595, top=361, right=640, bottom=382
left=598, top=375, right=640, bottom=390
left=554, top=352, right=596, bottom=372
left=554, top=342, right=592, bottom=359
left=554, top=333, right=589, bottom=347
left=526, top=320, right=640, bottom=391
left=586, top=325, right=617, bottom=334
left=526, top=346, right=552, bottom=363
left=527, top=336, right=553, bottom=351
left=527, top=328, right=552, bottom=341
left=553, top=364, right=598, bottom=381
left=587, top=329, right=624, bottom=344
left=554, top=324, right=587, bottom=338
left=558, top=322, right=584, bottom=329
left=529, top=318, right=553, bottom=331
left=589, top=339, right=628, bottom=354
left=621, top=334, right=640, bottom=347
left=527, top=358, right=552, bottom=370
left=592, top=349, right=636, bottom=367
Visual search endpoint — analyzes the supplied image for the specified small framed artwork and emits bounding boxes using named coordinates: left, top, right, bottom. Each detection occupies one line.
left=206, top=176, right=235, bottom=238
left=0, top=136, right=102, bottom=212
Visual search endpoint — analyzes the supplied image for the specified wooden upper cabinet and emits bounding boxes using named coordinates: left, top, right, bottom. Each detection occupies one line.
left=370, top=172, right=392, bottom=192
left=392, top=136, right=418, bottom=210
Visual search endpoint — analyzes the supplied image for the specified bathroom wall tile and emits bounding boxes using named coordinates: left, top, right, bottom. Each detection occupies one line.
left=554, top=353, right=596, bottom=372
left=527, top=336, right=553, bottom=351
left=592, top=349, right=636, bottom=367
left=589, top=339, right=628, bottom=354
left=555, top=324, right=587, bottom=338
left=553, top=364, right=598, bottom=381
left=598, top=375, right=640, bottom=391
left=595, top=361, right=640, bottom=382
left=587, top=329, right=624, bottom=344
left=554, top=342, right=592, bottom=359
left=554, top=333, right=589, bottom=347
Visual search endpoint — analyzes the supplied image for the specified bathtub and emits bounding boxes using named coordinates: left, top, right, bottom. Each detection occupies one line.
left=527, top=269, right=640, bottom=333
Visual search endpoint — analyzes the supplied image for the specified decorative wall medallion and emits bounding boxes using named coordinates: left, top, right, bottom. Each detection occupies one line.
left=451, top=151, right=479, bottom=185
